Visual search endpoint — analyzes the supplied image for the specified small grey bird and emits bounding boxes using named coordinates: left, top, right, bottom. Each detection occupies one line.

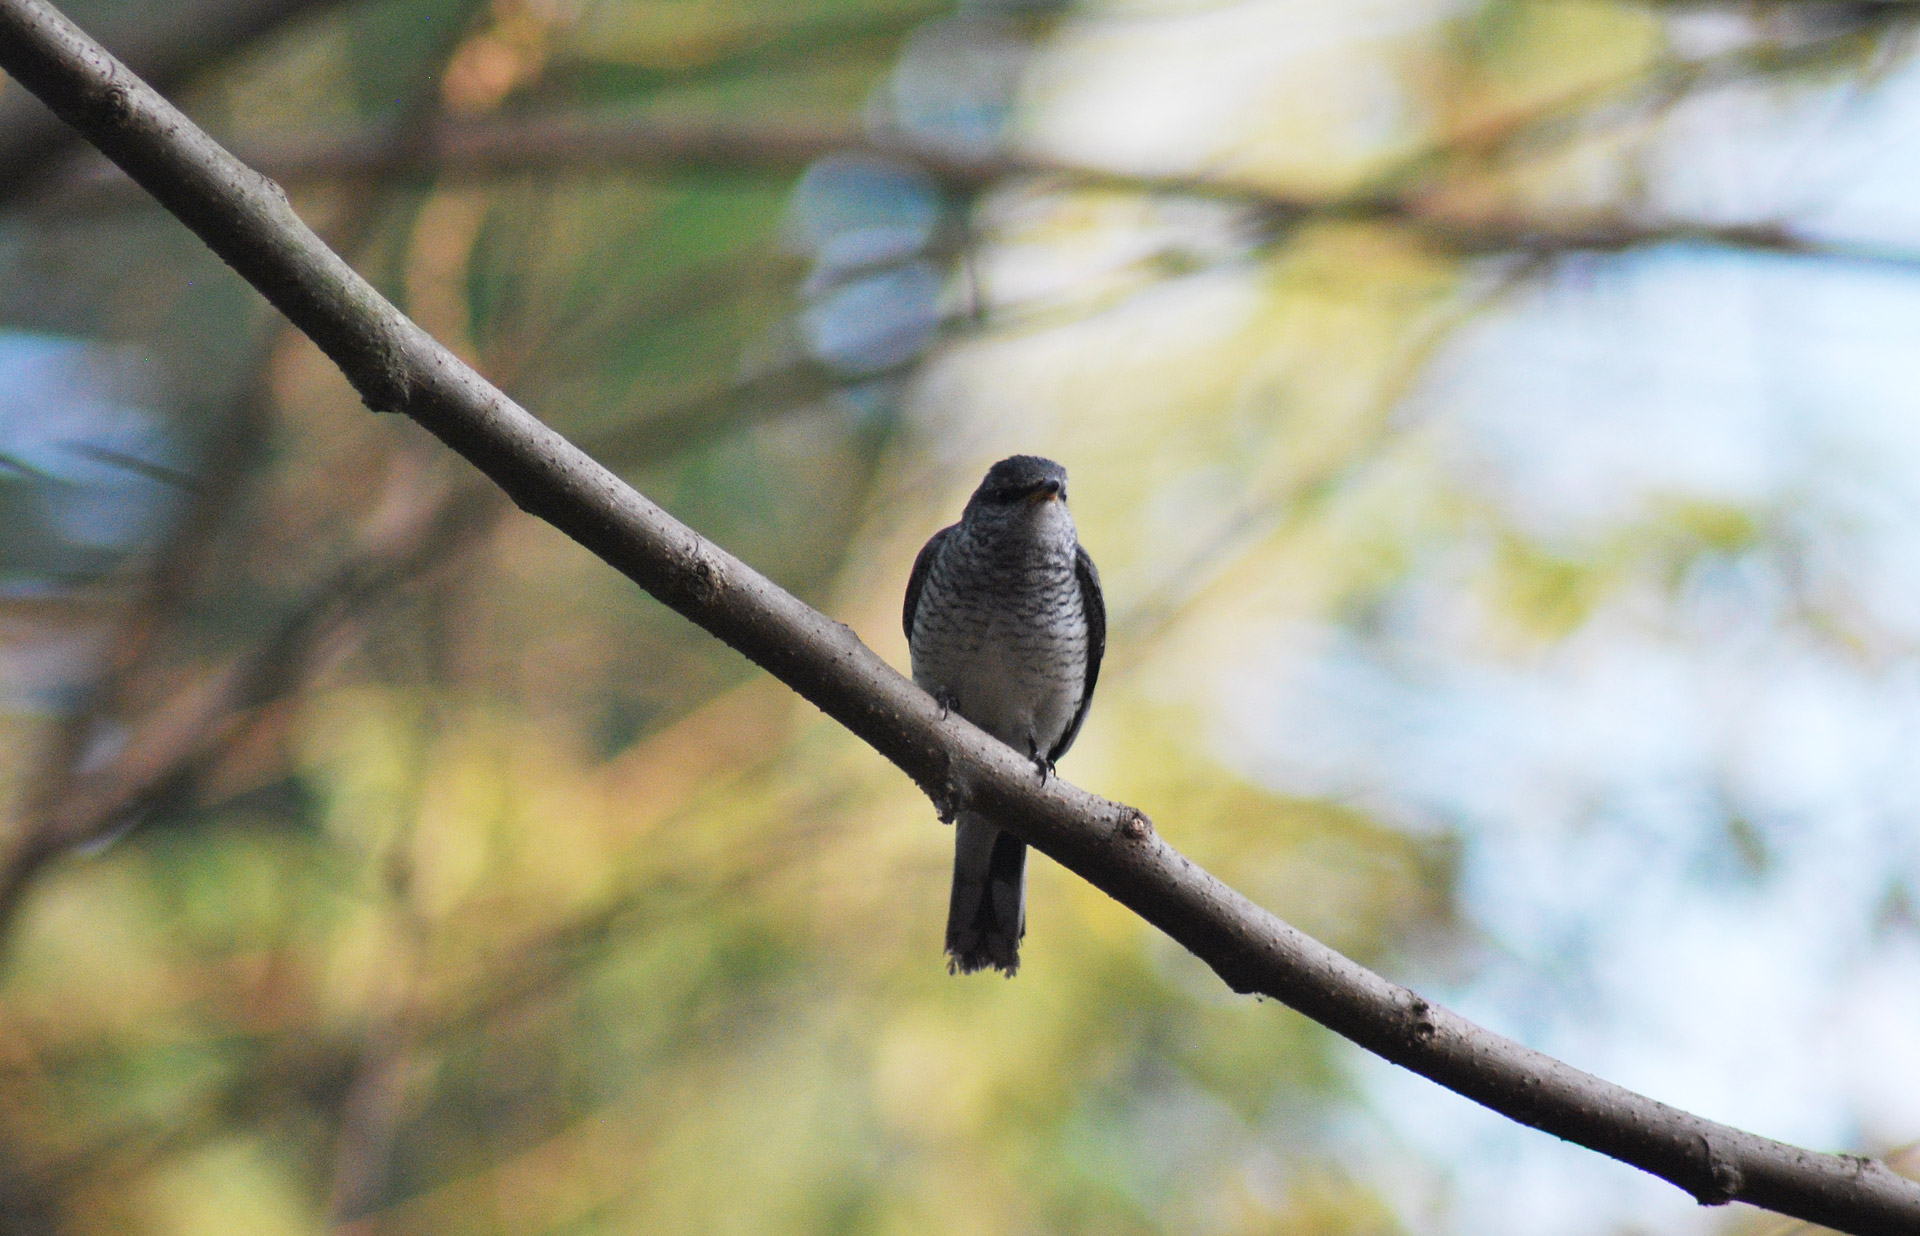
left=904, top=455, right=1105, bottom=975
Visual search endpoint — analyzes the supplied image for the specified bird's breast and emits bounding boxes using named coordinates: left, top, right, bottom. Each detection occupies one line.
left=908, top=540, right=1088, bottom=753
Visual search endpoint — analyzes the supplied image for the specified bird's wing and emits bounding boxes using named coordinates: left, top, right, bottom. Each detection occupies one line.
left=903, top=523, right=958, bottom=640
left=1049, top=543, right=1106, bottom=763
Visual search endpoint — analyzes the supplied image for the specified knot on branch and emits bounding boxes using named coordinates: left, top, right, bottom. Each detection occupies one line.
left=82, top=68, right=133, bottom=127
left=353, top=340, right=420, bottom=417
left=922, top=748, right=968, bottom=824
left=678, top=549, right=726, bottom=609
left=1117, top=807, right=1153, bottom=842
left=1691, top=1133, right=1744, bottom=1207
left=1405, top=995, right=1439, bottom=1047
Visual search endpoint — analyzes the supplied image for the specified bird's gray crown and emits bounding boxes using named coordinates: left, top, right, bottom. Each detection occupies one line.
left=964, top=455, right=1069, bottom=517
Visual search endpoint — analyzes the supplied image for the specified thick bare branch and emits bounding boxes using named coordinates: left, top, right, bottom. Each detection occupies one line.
left=2, top=1, right=1916, bottom=1231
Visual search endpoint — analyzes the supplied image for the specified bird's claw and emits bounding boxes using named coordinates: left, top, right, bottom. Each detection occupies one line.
left=1027, top=742, right=1054, bottom=782
left=932, top=686, right=958, bottom=720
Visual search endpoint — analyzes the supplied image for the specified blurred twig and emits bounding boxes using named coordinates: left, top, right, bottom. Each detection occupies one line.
left=0, top=0, right=353, bottom=201
left=527, top=0, right=957, bottom=104
left=0, top=464, right=501, bottom=1222
left=0, top=481, right=505, bottom=936
left=39, top=105, right=1920, bottom=273
left=16, top=0, right=490, bottom=939
left=20, top=349, right=275, bottom=852
left=324, top=792, right=435, bottom=1229
left=485, top=246, right=807, bottom=420
left=583, top=357, right=850, bottom=473
left=40, top=12, right=1920, bottom=275
left=1109, top=255, right=1552, bottom=659
left=12, top=710, right=845, bottom=1223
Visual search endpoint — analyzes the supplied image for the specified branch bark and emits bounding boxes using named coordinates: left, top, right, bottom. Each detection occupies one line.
left=1, top=1, right=1916, bottom=1231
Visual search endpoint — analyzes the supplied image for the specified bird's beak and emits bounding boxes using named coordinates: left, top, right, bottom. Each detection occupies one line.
left=1025, top=479, right=1064, bottom=506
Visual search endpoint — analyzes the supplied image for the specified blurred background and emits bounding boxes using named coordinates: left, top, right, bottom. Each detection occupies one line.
left=2, top=0, right=1919, bottom=1232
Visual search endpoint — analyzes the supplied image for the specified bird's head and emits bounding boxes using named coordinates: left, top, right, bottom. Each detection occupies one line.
left=962, top=455, right=1070, bottom=527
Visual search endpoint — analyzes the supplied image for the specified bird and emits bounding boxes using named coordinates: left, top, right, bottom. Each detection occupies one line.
left=903, top=455, right=1105, bottom=976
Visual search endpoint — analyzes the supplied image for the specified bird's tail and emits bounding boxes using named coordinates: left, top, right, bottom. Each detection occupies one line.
left=946, top=813, right=1027, bottom=975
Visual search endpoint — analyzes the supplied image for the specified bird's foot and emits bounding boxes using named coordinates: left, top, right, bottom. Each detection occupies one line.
left=932, top=686, right=958, bottom=720
left=1027, top=741, right=1055, bottom=782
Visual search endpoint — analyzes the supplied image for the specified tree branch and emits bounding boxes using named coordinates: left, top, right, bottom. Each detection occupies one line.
left=1, top=1, right=1915, bottom=1231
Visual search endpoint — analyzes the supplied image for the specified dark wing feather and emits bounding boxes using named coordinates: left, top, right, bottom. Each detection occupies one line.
left=903, top=524, right=958, bottom=641
left=1048, top=543, right=1105, bottom=763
